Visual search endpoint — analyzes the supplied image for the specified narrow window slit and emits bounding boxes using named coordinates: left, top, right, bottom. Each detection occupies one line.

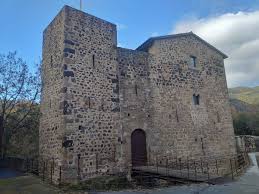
left=193, top=94, right=200, bottom=105
left=92, top=55, right=95, bottom=68
left=217, top=112, right=220, bottom=123
left=88, top=97, right=91, bottom=108
left=176, top=109, right=179, bottom=122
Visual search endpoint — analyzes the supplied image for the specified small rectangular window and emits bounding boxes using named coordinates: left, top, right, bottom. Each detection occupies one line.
left=190, top=56, right=197, bottom=68
left=92, top=55, right=95, bottom=68
left=193, top=94, right=200, bottom=105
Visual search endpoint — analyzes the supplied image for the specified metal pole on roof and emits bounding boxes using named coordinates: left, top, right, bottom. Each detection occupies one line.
left=80, top=0, right=83, bottom=10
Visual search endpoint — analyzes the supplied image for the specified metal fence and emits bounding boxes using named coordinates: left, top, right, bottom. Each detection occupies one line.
left=132, top=152, right=250, bottom=184
left=0, top=151, right=251, bottom=190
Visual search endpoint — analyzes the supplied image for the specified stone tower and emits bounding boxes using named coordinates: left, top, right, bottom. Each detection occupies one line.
left=40, top=6, right=120, bottom=183
left=40, top=5, right=236, bottom=184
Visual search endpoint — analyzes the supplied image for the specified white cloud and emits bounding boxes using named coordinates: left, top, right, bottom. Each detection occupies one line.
left=172, top=11, right=259, bottom=87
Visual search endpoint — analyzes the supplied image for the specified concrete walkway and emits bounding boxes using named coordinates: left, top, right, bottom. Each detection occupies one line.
left=98, top=153, right=259, bottom=194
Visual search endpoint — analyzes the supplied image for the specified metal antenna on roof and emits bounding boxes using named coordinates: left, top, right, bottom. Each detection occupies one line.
left=80, top=0, right=83, bottom=10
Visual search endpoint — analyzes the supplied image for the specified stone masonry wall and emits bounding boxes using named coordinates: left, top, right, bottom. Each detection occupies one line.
left=117, top=48, right=151, bottom=167
left=59, top=6, right=120, bottom=182
left=144, top=35, right=235, bottom=170
left=39, top=8, right=66, bottom=183
left=117, top=35, right=236, bottom=174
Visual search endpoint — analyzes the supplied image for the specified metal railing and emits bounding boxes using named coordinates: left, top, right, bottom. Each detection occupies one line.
left=132, top=152, right=250, bottom=183
left=0, top=151, right=250, bottom=190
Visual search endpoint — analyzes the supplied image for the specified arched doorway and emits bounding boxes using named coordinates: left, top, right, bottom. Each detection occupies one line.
left=131, top=129, right=147, bottom=166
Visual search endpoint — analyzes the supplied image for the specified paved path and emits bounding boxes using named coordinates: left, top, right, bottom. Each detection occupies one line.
left=98, top=153, right=259, bottom=194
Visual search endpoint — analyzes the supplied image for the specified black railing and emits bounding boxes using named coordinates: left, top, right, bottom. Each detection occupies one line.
left=0, top=151, right=250, bottom=190
left=132, top=152, right=250, bottom=183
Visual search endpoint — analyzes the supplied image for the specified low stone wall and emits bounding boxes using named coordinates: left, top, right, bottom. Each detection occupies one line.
left=256, top=154, right=259, bottom=167
left=236, top=136, right=256, bottom=153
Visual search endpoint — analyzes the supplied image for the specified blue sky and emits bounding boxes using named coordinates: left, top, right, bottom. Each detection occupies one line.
left=1, top=0, right=259, bottom=87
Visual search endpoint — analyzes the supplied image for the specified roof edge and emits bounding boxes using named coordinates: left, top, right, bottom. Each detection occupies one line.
left=136, top=32, right=228, bottom=59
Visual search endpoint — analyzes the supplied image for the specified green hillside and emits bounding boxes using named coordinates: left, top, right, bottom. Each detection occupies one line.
left=229, top=86, right=259, bottom=105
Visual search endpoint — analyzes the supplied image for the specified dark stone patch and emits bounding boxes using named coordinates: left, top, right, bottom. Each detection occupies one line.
left=120, top=72, right=126, bottom=77
left=64, top=71, right=74, bottom=77
left=111, top=98, right=120, bottom=103
left=112, top=107, right=120, bottom=112
left=62, top=140, right=73, bottom=148
left=112, top=79, right=119, bottom=83
left=113, top=84, right=119, bottom=94
left=77, top=114, right=83, bottom=118
left=65, top=118, right=74, bottom=123
left=64, top=48, right=75, bottom=54
left=60, top=87, right=67, bottom=93
left=64, top=39, right=75, bottom=46
left=63, top=101, right=72, bottom=115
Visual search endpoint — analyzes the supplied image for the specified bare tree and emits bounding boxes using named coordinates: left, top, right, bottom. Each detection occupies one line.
left=0, top=51, right=40, bottom=158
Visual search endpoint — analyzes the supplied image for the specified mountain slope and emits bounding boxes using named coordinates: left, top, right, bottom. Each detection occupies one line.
left=230, top=98, right=259, bottom=113
left=229, top=86, right=259, bottom=105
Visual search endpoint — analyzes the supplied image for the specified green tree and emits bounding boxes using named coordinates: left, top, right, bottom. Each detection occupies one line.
left=6, top=104, right=40, bottom=158
left=0, top=52, right=40, bottom=158
left=233, top=112, right=259, bottom=135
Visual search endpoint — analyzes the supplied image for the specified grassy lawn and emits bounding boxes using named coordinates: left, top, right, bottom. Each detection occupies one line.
left=0, top=175, right=61, bottom=194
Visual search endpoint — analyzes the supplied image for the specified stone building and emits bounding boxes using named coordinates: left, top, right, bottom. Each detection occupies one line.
left=39, top=5, right=236, bottom=183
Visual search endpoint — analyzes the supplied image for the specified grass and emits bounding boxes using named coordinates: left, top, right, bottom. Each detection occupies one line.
left=62, top=175, right=133, bottom=192
left=0, top=174, right=133, bottom=193
left=0, top=175, right=60, bottom=194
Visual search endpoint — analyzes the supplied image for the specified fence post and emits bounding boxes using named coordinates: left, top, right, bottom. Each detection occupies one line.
left=207, top=162, right=210, bottom=181
left=194, top=161, right=197, bottom=181
left=59, top=166, right=62, bottom=186
left=26, top=158, right=29, bottom=172
left=187, top=158, right=189, bottom=179
left=50, top=162, right=52, bottom=183
left=166, top=158, right=168, bottom=176
left=216, top=159, right=219, bottom=176
left=46, top=161, right=48, bottom=181
left=156, top=156, right=158, bottom=173
left=235, top=157, right=238, bottom=175
left=43, top=161, right=45, bottom=181
left=230, top=159, right=234, bottom=180
left=179, top=158, right=182, bottom=176
left=31, top=159, right=34, bottom=172
left=77, top=154, right=81, bottom=179
left=200, top=158, right=203, bottom=173
left=96, top=153, right=98, bottom=173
